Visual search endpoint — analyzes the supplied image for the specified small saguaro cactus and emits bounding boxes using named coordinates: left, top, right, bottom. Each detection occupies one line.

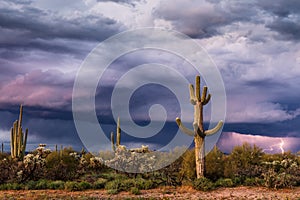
left=10, top=105, right=29, bottom=160
left=111, top=117, right=121, bottom=152
left=176, top=75, right=223, bottom=178
left=1, top=142, right=3, bottom=153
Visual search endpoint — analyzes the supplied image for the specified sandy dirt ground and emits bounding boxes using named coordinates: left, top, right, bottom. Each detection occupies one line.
left=0, top=186, right=299, bottom=199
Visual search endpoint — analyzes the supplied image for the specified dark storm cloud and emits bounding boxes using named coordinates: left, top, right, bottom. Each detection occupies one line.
left=257, top=0, right=300, bottom=17
left=255, top=0, right=300, bottom=41
left=6, top=0, right=33, bottom=5
left=267, top=19, right=300, bottom=41
left=0, top=6, right=122, bottom=42
left=223, top=115, right=300, bottom=138
left=0, top=39, right=83, bottom=56
left=0, top=1, right=124, bottom=55
left=0, top=109, right=83, bottom=150
left=97, top=0, right=142, bottom=5
left=154, top=0, right=258, bottom=38
left=154, top=0, right=300, bottom=41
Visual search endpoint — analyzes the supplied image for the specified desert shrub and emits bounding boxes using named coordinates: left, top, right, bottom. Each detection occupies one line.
left=93, top=178, right=108, bottom=189
left=179, top=149, right=195, bottom=181
left=232, top=177, right=243, bottom=186
left=135, top=178, right=155, bottom=190
left=121, top=178, right=136, bottom=190
left=107, top=189, right=119, bottom=195
left=105, top=179, right=122, bottom=192
left=35, top=179, right=49, bottom=189
left=48, top=180, right=65, bottom=190
left=65, top=181, right=81, bottom=191
left=263, top=169, right=297, bottom=189
left=205, top=146, right=225, bottom=181
left=193, top=177, right=215, bottom=191
left=224, top=143, right=263, bottom=178
left=0, top=183, right=23, bottom=190
left=101, top=173, right=127, bottom=181
left=25, top=180, right=37, bottom=190
left=78, top=181, right=92, bottom=190
left=215, top=178, right=234, bottom=188
left=262, top=157, right=300, bottom=188
left=157, top=156, right=183, bottom=186
left=0, top=158, right=19, bottom=184
left=130, top=187, right=141, bottom=195
left=244, top=177, right=263, bottom=186
left=45, top=151, right=80, bottom=181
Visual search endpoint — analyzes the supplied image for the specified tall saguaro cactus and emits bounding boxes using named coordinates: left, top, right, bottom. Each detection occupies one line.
left=176, top=76, right=223, bottom=178
left=111, top=117, right=121, bottom=151
left=10, top=105, right=28, bottom=160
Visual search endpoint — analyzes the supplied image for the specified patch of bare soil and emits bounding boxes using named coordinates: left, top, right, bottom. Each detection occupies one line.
left=0, top=186, right=299, bottom=200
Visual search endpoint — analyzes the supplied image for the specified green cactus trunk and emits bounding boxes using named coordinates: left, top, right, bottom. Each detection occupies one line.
left=111, top=117, right=121, bottom=152
left=176, top=76, right=223, bottom=178
left=111, top=132, right=115, bottom=152
left=116, top=117, right=121, bottom=147
left=10, top=105, right=28, bottom=160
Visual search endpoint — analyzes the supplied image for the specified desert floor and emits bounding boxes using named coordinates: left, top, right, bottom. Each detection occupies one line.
left=0, top=186, right=299, bottom=200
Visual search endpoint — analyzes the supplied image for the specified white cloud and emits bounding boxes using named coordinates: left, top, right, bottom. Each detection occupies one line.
left=227, top=102, right=300, bottom=123
left=0, top=129, right=10, bottom=142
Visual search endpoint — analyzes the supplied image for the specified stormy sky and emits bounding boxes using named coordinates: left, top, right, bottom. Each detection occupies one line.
left=0, top=0, right=300, bottom=154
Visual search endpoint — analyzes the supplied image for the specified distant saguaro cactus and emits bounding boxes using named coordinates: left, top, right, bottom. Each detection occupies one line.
left=111, top=117, right=121, bottom=152
left=10, top=105, right=28, bottom=160
left=176, top=75, right=223, bottom=178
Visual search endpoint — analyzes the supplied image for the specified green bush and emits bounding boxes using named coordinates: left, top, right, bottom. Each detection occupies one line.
left=206, top=146, right=225, bottom=181
left=0, top=183, right=23, bottom=190
left=78, top=181, right=92, bottom=190
left=48, top=180, right=65, bottom=190
left=35, top=179, right=49, bottom=190
left=120, top=179, right=136, bottom=191
left=135, top=178, right=155, bottom=190
left=93, top=178, right=108, bottom=189
left=130, top=187, right=141, bottom=195
left=45, top=151, right=80, bottom=181
left=232, top=177, right=243, bottom=186
left=244, top=177, right=263, bottom=186
left=105, top=179, right=122, bottom=192
left=193, top=177, right=215, bottom=191
left=65, top=181, right=81, bottom=191
left=107, top=189, right=119, bottom=195
left=215, top=178, right=234, bottom=187
left=25, top=180, right=37, bottom=190
left=101, top=173, right=127, bottom=181
left=180, top=149, right=196, bottom=181
left=105, top=178, right=136, bottom=192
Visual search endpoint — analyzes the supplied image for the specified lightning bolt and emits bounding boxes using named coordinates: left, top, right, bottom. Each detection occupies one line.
left=263, top=138, right=285, bottom=154
left=279, top=138, right=285, bottom=154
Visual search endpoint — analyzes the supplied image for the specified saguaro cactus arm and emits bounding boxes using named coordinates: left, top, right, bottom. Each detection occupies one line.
left=189, top=84, right=197, bottom=105
left=204, top=120, right=224, bottom=136
left=201, top=86, right=211, bottom=105
left=22, top=128, right=28, bottom=153
left=176, top=118, right=194, bottom=136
